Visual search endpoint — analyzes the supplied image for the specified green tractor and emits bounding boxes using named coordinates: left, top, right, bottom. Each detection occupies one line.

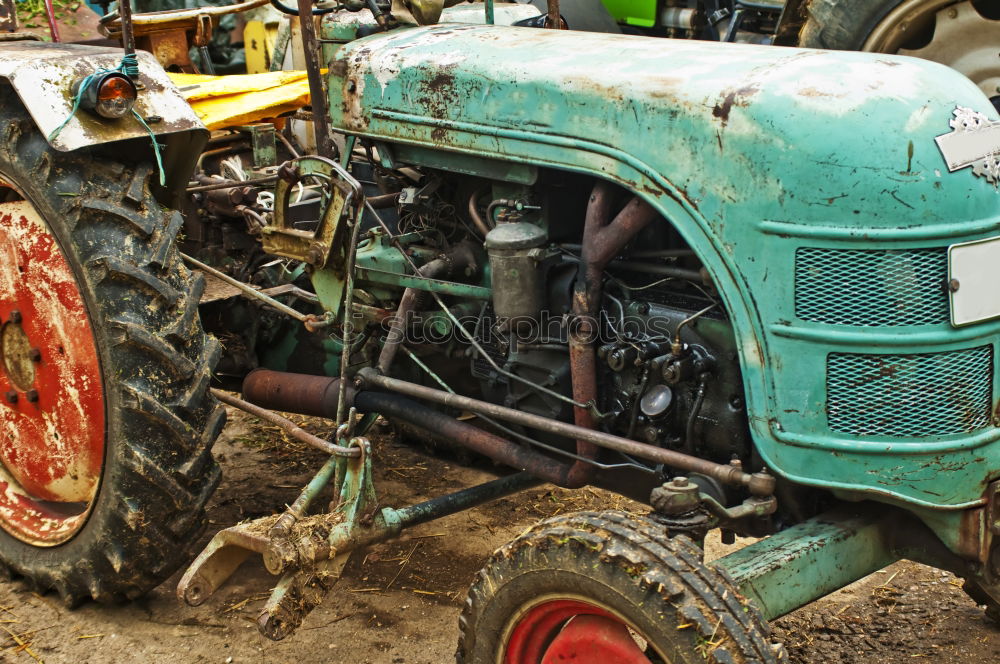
left=1, top=0, right=999, bottom=661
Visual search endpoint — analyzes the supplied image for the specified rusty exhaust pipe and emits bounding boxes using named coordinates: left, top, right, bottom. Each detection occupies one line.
left=242, top=369, right=577, bottom=487
left=243, top=369, right=773, bottom=496
left=567, top=182, right=658, bottom=486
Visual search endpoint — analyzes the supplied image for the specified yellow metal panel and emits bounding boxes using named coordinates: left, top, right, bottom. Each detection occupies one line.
left=244, top=21, right=270, bottom=74
left=169, top=70, right=308, bottom=100
left=168, top=71, right=311, bottom=130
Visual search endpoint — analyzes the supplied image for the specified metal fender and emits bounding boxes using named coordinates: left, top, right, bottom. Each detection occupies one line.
left=0, top=40, right=206, bottom=202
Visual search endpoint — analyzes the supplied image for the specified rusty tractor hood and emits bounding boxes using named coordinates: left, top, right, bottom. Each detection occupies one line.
left=327, top=24, right=1000, bottom=231
left=326, top=25, right=1000, bottom=513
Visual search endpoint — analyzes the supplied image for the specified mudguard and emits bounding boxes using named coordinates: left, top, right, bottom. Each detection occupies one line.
left=0, top=40, right=206, bottom=201
left=326, top=23, right=1000, bottom=517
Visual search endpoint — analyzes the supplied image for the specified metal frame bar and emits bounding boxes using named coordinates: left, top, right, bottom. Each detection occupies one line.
left=357, top=368, right=770, bottom=494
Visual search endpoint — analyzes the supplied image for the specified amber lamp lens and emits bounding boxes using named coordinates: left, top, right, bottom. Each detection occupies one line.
left=93, top=74, right=136, bottom=119
left=98, top=76, right=136, bottom=102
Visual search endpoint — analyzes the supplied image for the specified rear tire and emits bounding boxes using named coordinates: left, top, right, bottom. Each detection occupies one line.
left=0, top=92, right=224, bottom=604
left=797, top=0, right=909, bottom=50
left=458, top=511, right=785, bottom=664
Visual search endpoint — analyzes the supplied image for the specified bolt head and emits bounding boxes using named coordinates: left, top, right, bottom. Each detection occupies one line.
left=25, top=390, right=38, bottom=403
left=672, top=476, right=690, bottom=487
left=8, top=310, right=21, bottom=324
left=4, top=391, right=16, bottom=404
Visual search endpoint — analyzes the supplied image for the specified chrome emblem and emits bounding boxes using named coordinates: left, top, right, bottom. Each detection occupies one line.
left=935, top=107, right=1000, bottom=186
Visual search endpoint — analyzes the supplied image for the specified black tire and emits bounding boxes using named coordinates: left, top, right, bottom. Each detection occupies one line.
left=458, top=510, right=785, bottom=664
left=797, top=0, right=912, bottom=50
left=796, top=0, right=1000, bottom=110
left=0, top=91, right=224, bottom=604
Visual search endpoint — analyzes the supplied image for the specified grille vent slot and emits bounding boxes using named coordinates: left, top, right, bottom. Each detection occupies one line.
left=826, top=346, right=994, bottom=438
left=796, top=247, right=948, bottom=326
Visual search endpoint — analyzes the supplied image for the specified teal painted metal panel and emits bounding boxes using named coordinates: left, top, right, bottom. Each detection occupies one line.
left=716, top=508, right=897, bottom=620
left=323, top=24, right=1000, bottom=510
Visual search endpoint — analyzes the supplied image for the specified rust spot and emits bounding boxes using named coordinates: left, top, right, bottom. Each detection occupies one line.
left=712, top=84, right=759, bottom=128
left=414, top=65, right=465, bottom=132
left=797, top=86, right=843, bottom=98
left=957, top=506, right=986, bottom=562
left=329, top=59, right=349, bottom=78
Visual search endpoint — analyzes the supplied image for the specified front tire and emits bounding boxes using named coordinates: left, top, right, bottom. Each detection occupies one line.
left=0, top=92, right=224, bottom=604
left=458, top=511, right=785, bottom=664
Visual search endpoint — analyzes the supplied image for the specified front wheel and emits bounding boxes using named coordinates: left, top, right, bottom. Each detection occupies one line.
left=0, top=92, right=224, bottom=604
left=798, top=0, right=1000, bottom=109
left=457, top=511, right=785, bottom=664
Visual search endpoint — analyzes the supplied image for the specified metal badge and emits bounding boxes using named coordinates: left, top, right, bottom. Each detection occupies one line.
left=935, top=107, right=1000, bottom=185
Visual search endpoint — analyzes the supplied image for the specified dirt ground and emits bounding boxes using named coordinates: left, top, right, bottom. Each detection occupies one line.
left=0, top=407, right=996, bottom=663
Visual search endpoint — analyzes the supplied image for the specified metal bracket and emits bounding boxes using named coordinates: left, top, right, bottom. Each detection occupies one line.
left=236, top=123, right=277, bottom=168
left=256, top=438, right=392, bottom=639
left=177, top=437, right=399, bottom=640
left=263, top=155, right=364, bottom=270
left=176, top=524, right=270, bottom=606
left=257, top=553, right=351, bottom=640
left=177, top=419, right=538, bottom=640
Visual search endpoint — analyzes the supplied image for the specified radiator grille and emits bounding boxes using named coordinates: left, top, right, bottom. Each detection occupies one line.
left=796, top=247, right=949, bottom=326
left=826, top=346, right=994, bottom=438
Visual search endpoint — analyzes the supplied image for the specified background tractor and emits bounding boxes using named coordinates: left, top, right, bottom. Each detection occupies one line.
left=1, top=0, right=1000, bottom=662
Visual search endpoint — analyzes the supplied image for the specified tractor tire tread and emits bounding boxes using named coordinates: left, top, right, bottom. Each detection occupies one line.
left=797, top=0, right=904, bottom=50
left=458, top=510, right=785, bottom=664
left=0, top=92, right=223, bottom=604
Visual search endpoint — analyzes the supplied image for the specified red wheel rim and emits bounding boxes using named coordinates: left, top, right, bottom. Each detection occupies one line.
left=504, top=598, right=655, bottom=664
left=0, top=181, right=105, bottom=545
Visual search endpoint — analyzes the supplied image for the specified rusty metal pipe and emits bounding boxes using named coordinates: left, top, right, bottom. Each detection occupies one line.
left=567, top=183, right=659, bottom=486
left=467, top=189, right=491, bottom=237
left=211, top=388, right=359, bottom=457
left=377, top=243, right=478, bottom=374
left=377, top=257, right=450, bottom=374
left=117, top=0, right=135, bottom=56
left=275, top=130, right=301, bottom=160
left=356, top=370, right=766, bottom=494
left=187, top=176, right=277, bottom=194
left=242, top=369, right=767, bottom=493
left=242, top=370, right=577, bottom=486
left=545, top=0, right=561, bottom=27
left=241, top=369, right=349, bottom=416
left=356, top=392, right=577, bottom=487
left=367, top=192, right=401, bottom=209
left=43, top=0, right=60, bottom=42
left=295, top=0, right=336, bottom=159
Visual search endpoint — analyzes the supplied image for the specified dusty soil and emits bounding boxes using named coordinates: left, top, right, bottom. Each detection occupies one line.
left=0, top=408, right=997, bottom=663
